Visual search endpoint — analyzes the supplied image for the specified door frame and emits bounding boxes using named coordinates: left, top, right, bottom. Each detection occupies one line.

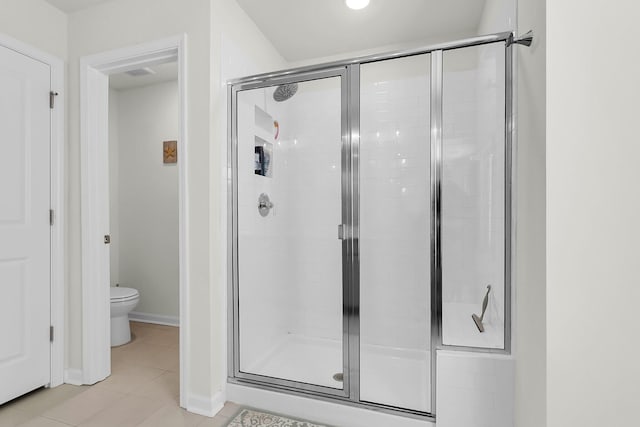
left=227, top=68, right=352, bottom=398
left=79, top=35, right=188, bottom=407
left=0, top=33, right=66, bottom=388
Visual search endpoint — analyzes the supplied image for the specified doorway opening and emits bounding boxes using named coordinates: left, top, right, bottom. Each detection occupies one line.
left=106, top=58, right=180, bottom=391
left=80, top=36, right=188, bottom=408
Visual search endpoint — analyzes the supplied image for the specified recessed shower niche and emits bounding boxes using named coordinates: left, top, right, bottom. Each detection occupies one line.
left=228, top=33, right=514, bottom=420
left=254, top=136, right=272, bottom=177
left=254, top=106, right=275, bottom=177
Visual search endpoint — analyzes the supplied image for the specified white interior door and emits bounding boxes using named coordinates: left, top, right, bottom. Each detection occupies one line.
left=0, top=44, right=51, bottom=404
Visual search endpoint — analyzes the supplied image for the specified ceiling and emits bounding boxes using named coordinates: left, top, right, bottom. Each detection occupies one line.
left=45, top=0, right=112, bottom=13
left=45, top=0, right=489, bottom=62
left=236, top=0, right=487, bottom=62
left=109, top=61, right=178, bottom=91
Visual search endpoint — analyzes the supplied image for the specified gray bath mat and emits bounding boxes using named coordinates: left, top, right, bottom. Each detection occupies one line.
left=226, top=407, right=331, bottom=427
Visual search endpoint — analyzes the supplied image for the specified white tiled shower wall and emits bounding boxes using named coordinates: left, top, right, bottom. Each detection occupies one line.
left=274, top=78, right=343, bottom=342
left=441, top=43, right=506, bottom=349
left=237, top=48, right=508, bottom=351
left=237, top=89, right=289, bottom=371
left=236, top=46, right=507, bottom=376
left=236, top=79, right=343, bottom=372
left=359, top=54, right=431, bottom=352
left=359, top=54, right=433, bottom=411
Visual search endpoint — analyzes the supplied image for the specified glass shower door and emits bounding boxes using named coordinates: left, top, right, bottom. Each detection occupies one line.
left=359, top=54, right=432, bottom=413
left=441, top=43, right=507, bottom=350
left=232, top=71, right=348, bottom=394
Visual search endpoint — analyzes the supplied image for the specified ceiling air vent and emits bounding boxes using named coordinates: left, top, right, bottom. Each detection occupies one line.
left=124, top=67, right=156, bottom=77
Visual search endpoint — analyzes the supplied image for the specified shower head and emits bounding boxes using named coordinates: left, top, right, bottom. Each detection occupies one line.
left=273, top=83, right=298, bottom=102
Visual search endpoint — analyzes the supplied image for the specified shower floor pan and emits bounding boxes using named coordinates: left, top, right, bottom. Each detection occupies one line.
left=243, top=334, right=431, bottom=413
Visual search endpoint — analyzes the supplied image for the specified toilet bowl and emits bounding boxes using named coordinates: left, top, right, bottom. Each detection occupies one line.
left=110, top=287, right=140, bottom=347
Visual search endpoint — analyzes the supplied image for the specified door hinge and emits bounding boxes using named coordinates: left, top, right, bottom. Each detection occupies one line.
left=49, top=91, right=58, bottom=109
left=50, top=326, right=54, bottom=342
left=49, top=209, right=54, bottom=226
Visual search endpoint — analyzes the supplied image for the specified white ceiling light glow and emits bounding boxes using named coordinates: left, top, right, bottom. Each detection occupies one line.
left=346, top=0, right=370, bottom=10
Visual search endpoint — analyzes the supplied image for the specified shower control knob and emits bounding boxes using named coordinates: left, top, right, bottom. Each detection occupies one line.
left=258, top=193, right=274, bottom=217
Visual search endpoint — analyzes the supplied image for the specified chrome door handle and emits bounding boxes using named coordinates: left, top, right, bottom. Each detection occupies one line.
left=258, top=193, right=273, bottom=217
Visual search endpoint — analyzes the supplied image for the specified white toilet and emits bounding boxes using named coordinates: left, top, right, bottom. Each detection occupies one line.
left=110, top=287, right=140, bottom=347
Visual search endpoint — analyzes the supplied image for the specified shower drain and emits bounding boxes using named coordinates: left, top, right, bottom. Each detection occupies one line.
left=332, top=373, right=343, bottom=382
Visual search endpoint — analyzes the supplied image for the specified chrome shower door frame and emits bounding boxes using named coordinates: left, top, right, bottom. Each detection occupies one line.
left=228, top=67, right=353, bottom=399
left=227, top=31, right=516, bottom=421
left=431, top=39, right=514, bottom=355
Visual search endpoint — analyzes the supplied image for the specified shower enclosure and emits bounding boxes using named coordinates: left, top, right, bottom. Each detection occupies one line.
left=228, top=32, right=514, bottom=420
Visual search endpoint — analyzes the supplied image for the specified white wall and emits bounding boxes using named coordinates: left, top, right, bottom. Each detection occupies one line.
left=547, top=2, right=640, bottom=426
left=0, top=0, right=68, bottom=60
left=63, top=0, right=285, bottom=411
left=477, top=0, right=516, bottom=35
left=211, top=0, right=287, bottom=397
left=66, top=0, right=213, bottom=405
left=110, top=80, right=180, bottom=320
left=514, top=0, right=546, bottom=426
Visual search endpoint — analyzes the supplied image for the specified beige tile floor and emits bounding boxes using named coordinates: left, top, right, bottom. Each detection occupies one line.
left=0, top=322, right=240, bottom=427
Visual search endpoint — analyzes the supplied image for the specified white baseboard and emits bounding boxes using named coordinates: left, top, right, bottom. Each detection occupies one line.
left=63, top=368, right=84, bottom=386
left=186, top=390, right=226, bottom=417
left=129, top=311, right=179, bottom=327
